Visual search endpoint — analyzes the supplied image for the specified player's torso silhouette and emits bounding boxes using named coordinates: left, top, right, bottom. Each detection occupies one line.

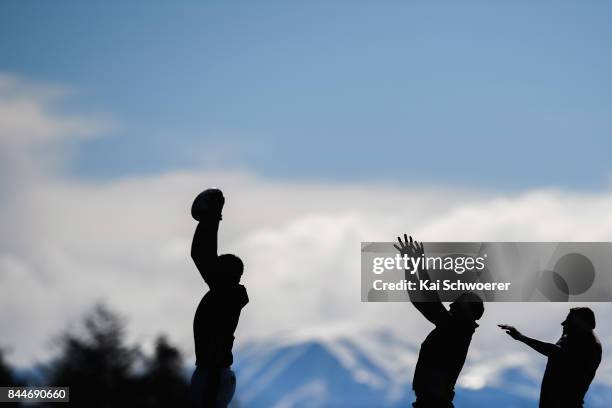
left=413, top=311, right=477, bottom=402
left=194, top=283, right=248, bottom=367
left=539, top=334, right=601, bottom=408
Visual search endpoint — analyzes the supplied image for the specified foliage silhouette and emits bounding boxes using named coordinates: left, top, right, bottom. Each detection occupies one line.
left=44, top=304, right=189, bottom=407
left=0, top=348, right=23, bottom=407
left=139, top=335, right=190, bottom=407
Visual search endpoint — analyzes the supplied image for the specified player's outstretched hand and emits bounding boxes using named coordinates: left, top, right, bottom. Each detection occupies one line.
left=393, top=234, right=424, bottom=258
left=498, top=324, right=524, bottom=341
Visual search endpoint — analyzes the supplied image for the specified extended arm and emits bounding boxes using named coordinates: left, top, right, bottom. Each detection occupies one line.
left=191, top=217, right=221, bottom=286
left=394, top=234, right=448, bottom=325
left=498, top=325, right=561, bottom=357
left=190, top=188, right=225, bottom=287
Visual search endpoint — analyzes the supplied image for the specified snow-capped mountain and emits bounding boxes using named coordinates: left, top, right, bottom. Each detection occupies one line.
left=231, top=326, right=611, bottom=408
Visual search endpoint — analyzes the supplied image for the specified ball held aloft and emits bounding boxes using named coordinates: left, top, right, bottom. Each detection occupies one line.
left=191, top=188, right=225, bottom=221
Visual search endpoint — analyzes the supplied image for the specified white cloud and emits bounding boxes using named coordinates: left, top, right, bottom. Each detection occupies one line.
left=0, top=73, right=111, bottom=195
left=0, top=73, right=611, bottom=394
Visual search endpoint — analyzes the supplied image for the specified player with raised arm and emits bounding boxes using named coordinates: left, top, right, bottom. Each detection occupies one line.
left=189, top=189, right=249, bottom=408
left=394, top=235, right=484, bottom=408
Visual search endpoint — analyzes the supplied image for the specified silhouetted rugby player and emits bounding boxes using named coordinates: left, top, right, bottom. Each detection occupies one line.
left=500, top=307, right=601, bottom=408
left=189, top=189, right=249, bottom=408
left=394, top=235, right=484, bottom=408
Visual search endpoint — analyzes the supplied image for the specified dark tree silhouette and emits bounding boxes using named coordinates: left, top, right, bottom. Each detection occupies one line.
left=139, top=335, right=190, bottom=407
left=0, top=349, right=16, bottom=385
left=0, top=348, right=23, bottom=407
left=44, top=304, right=189, bottom=407
left=46, top=304, right=141, bottom=407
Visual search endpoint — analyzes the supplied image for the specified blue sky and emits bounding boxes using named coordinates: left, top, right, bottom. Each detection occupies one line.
left=2, top=1, right=612, bottom=189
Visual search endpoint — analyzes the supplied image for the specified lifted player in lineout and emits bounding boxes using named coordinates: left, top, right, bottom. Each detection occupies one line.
left=189, top=189, right=249, bottom=408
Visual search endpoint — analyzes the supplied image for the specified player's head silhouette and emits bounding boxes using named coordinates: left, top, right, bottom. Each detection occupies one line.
left=562, top=307, right=596, bottom=336
left=219, top=253, right=244, bottom=285
left=450, top=292, right=484, bottom=321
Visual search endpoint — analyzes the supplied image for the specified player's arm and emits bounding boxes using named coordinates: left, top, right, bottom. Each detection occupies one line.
left=498, top=325, right=561, bottom=357
left=394, top=234, right=448, bottom=325
left=191, top=217, right=221, bottom=286
left=191, top=189, right=225, bottom=287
